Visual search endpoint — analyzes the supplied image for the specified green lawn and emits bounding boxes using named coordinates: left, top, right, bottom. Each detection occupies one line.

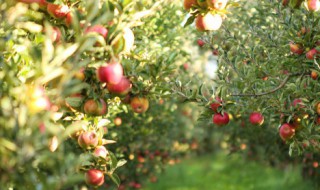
left=143, top=152, right=314, bottom=190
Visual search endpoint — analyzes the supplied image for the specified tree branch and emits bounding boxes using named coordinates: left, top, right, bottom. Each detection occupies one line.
left=230, top=73, right=302, bottom=97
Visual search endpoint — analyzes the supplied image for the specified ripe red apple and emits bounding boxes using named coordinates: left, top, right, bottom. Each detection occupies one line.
left=47, top=3, right=69, bottom=19
left=114, top=117, right=122, bottom=126
left=289, top=42, right=304, bottom=55
left=249, top=112, right=264, bottom=125
left=306, top=48, right=318, bottom=60
left=93, top=146, right=108, bottom=158
left=212, top=49, right=219, bottom=56
left=305, top=0, right=320, bottom=12
left=206, top=0, right=228, bottom=10
left=279, top=123, right=295, bottom=141
left=78, top=131, right=99, bottom=149
left=97, top=62, right=123, bottom=84
left=197, top=39, right=205, bottom=47
left=83, top=99, right=108, bottom=116
left=210, top=102, right=221, bottom=113
left=311, top=70, right=318, bottom=80
left=106, top=77, right=132, bottom=96
left=85, top=25, right=108, bottom=39
left=212, top=112, right=229, bottom=126
left=195, top=13, right=222, bottom=31
left=65, top=12, right=73, bottom=27
left=130, top=96, right=149, bottom=113
left=85, top=169, right=104, bottom=186
left=292, top=98, right=304, bottom=109
left=184, top=0, right=198, bottom=10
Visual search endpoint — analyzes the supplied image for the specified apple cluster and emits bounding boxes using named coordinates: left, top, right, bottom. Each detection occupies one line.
left=183, top=0, right=229, bottom=31
left=15, top=0, right=153, bottom=188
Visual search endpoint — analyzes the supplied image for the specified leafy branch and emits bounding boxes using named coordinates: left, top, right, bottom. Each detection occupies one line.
left=230, top=73, right=303, bottom=97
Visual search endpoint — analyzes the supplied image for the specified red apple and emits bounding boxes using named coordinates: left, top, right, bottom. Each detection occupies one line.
left=85, top=25, right=108, bottom=39
left=305, top=0, right=320, bottom=12
left=114, top=117, right=122, bottom=126
left=197, top=39, right=205, bottom=47
left=83, top=99, right=108, bottom=116
left=212, top=112, right=229, bottom=126
left=47, top=3, right=69, bottom=19
left=93, top=146, right=108, bottom=158
left=279, top=123, right=295, bottom=141
left=107, top=77, right=132, bottom=96
left=65, top=12, right=73, bottom=27
left=311, top=70, right=318, bottom=80
left=289, top=42, right=304, bottom=55
left=212, top=49, right=219, bottom=56
left=85, top=169, right=104, bottom=186
left=206, top=0, right=228, bottom=10
left=184, top=0, right=198, bottom=10
left=130, top=96, right=149, bottom=113
left=249, top=112, right=264, bottom=125
left=210, top=102, right=221, bottom=113
left=306, top=48, right=318, bottom=60
left=78, top=131, right=99, bottom=149
left=292, top=98, right=304, bottom=109
left=195, top=13, right=222, bottom=31
left=97, top=62, right=123, bottom=84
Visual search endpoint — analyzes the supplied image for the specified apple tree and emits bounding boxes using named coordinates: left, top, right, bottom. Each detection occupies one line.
left=0, top=0, right=209, bottom=189
left=182, top=0, right=320, bottom=185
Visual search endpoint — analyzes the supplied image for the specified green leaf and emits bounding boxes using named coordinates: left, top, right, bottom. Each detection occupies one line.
left=65, top=97, right=84, bottom=108
left=109, top=151, right=118, bottom=169
left=184, top=16, right=195, bottom=28
left=116, top=159, right=127, bottom=168
left=109, top=173, right=121, bottom=187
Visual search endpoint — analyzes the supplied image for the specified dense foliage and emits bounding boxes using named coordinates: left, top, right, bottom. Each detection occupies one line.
left=1, top=0, right=320, bottom=189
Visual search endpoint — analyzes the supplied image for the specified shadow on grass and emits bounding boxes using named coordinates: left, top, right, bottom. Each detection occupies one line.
left=143, top=152, right=314, bottom=190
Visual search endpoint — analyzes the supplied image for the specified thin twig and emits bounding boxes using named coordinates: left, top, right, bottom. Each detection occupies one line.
left=231, top=73, right=302, bottom=97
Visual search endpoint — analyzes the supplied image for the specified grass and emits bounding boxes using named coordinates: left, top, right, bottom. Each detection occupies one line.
left=143, top=152, right=315, bottom=190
